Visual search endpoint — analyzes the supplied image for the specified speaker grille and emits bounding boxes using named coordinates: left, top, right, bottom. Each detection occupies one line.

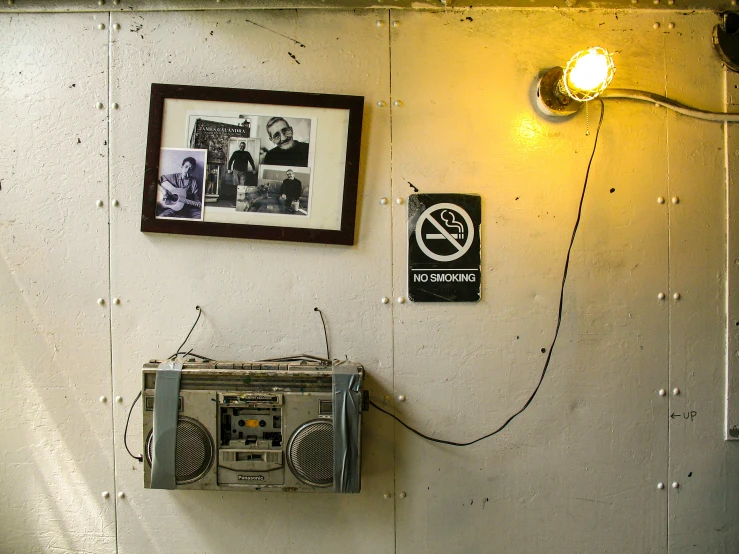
left=286, top=420, right=333, bottom=487
left=146, top=417, right=215, bottom=485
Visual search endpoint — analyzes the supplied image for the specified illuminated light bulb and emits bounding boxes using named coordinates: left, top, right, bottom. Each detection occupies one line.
left=563, top=47, right=615, bottom=102
left=535, top=46, right=616, bottom=116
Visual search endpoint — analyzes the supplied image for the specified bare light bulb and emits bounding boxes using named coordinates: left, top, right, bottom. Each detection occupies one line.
left=563, top=47, right=615, bottom=101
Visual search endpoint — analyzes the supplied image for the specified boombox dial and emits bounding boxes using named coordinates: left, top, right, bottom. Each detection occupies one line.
left=286, top=420, right=334, bottom=487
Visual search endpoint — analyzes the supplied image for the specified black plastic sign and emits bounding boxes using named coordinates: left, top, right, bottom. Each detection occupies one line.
left=408, top=194, right=481, bottom=302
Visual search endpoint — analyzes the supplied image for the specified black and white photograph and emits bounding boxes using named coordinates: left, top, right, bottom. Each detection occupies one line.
left=227, top=137, right=260, bottom=188
left=155, top=147, right=207, bottom=221
left=255, top=116, right=312, bottom=168
left=205, top=164, right=220, bottom=201
left=247, top=166, right=312, bottom=216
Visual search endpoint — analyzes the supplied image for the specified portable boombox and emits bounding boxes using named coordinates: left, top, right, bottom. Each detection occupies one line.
left=142, top=357, right=365, bottom=493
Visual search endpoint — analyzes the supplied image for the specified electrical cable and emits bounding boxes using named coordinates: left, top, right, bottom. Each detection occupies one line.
left=371, top=100, right=606, bottom=446
left=602, top=88, right=739, bottom=122
left=314, top=307, right=330, bottom=360
left=124, top=305, right=205, bottom=461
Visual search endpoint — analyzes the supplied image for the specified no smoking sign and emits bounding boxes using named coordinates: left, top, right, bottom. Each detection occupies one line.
left=408, top=194, right=481, bottom=302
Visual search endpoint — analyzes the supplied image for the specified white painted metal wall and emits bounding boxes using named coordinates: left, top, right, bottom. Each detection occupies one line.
left=1, top=7, right=737, bottom=554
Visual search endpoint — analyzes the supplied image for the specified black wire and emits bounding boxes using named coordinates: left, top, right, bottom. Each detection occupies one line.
left=172, top=306, right=202, bottom=359
left=124, top=305, right=205, bottom=461
left=124, top=391, right=143, bottom=462
left=314, top=307, right=330, bottom=360
left=371, top=100, right=606, bottom=447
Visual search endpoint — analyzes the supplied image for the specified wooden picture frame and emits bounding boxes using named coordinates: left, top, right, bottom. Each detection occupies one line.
left=141, top=83, right=364, bottom=245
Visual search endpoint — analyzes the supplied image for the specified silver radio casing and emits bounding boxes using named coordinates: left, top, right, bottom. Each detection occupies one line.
left=141, top=359, right=364, bottom=493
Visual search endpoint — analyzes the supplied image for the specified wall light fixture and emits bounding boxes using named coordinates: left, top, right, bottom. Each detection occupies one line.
left=537, top=47, right=615, bottom=117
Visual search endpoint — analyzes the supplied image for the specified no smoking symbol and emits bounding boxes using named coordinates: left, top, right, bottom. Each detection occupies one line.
left=415, top=203, right=474, bottom=262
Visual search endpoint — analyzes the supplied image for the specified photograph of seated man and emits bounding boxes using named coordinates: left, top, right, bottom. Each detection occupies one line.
left=156, top=148, right=207, bottom=221
left=251, top=166, right=311, bottom=215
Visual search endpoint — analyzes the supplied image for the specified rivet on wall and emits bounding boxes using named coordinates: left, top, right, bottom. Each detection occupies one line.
left=97, top=298, right=105, bottom=306
left=112, top=103, right=119, bottom=110
left=113, top=199, right=120, bottom=207
left=381, top=297, right=390, bottom=304
left=672, top=482, right=679, bottom=489
left=379, top=197, right=388, bottom=205
left=115, top=396, right=123, bottom=402
left=653, top=22, right=661, bottom=29
left=100, top=396, right=107, bottom=403
left=117, top=492, right=125, bottom=499
left=658, top=389, right=667, bottom=396
left=393, top=100, right=403, bottom=107
left=102, top=491, right=110, bottom=498
left=98, top=0, right=105, bottom=6
left=673, top=292, right=681, bottom=300
left=113, top=23, right=120, bottom=31
left=399, top=491, right=407, bottom=498
left=392, top=21, right=400, bottom=28
left=657, top=292, right=665, bottom=300
left=396, top=296, right=405, bottom=304
left=96, top=102, right=104, bottom=110
left=113, top=298, right=120, bottom=305
left=657, top=196, right=665, bottom=204
left=98, top=23, right=106, bottom=31
left=657, top=482, right=665, bottom=489
left=673, top=387, right=681, bottom=395
left=377, top=101, right=386, bottom=107
left=383, top=492, right=392, bottom=499
left=395, top=197, right=404, bottom=205
left=96, top=199, right=104, bottom=208
left=672, top=196, right=680, bottom=204
left=397, top=394, right=407, bottom=402
left=668, top=22, right=675, bottom=29
left=376, top=20, right=385, bottom=27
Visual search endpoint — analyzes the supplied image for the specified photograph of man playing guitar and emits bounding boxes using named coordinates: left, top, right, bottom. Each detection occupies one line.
left=156, top=154, right=204, bottom=220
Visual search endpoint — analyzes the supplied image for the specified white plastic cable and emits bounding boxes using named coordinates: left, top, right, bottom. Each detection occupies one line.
left=601, top=88, right=739, bottom=122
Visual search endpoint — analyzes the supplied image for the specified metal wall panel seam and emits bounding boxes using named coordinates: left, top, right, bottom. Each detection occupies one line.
left=386, top=9, right=398, bottom=553
left=105, top=10, right=121, bottom=554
